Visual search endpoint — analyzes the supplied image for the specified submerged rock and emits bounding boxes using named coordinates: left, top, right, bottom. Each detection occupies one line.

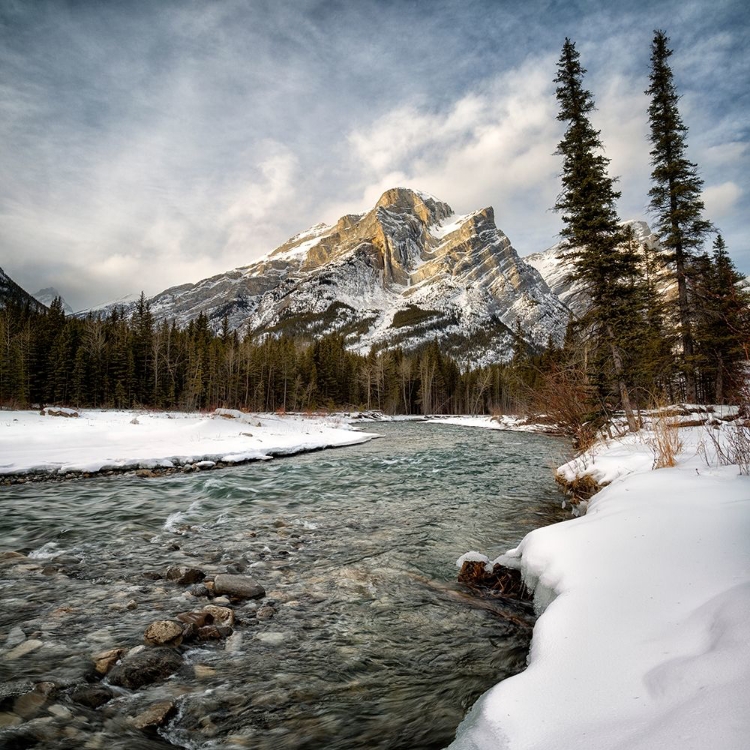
left=131, top=700, right=176, bottom=730
left=92, top=648, right=124, bottom=676
left=107, top=647, right=182, bottom=690
left=165, top=565, right=205, bottom=585
left=213, top=574, right=265, bottom=600
left=70, top=684, right=114, bottom=709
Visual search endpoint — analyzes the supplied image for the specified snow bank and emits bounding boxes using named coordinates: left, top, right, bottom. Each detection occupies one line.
left=425, top=414, right=554, bottom=433
left=451, top=421, right=750, bottom=750
left=0, top=409, right=378, bottom=478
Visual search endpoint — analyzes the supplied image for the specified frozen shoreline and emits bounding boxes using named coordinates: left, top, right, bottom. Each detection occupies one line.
left=450, top=418, right=750, bottom=750
left=0, top=408, right=379, bottom=482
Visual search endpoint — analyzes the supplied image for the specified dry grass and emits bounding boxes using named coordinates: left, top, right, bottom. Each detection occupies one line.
left=646, top=408, right=683, bottom=469
left=701, top=420, right=750, bottom=475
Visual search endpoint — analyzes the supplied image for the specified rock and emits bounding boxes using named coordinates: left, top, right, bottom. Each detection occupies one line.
left=135, top=469, right=156, bottom=478
left=0, top=712, right=22, bottom=728
left=176, top=611, right=212, bottom=628
left=201, top=604, right=235, bottom=627
left=194, top=665, right=215, bottom=679
left=142, top=570, right=162, bottom=580
left=213, top=574, right=265, bottom=600
left=188, top=583, right=209, bottom=597
left=3, top=638, right=43, bottom=660
left=144, top=620, right=184, bottom=647
left=224, top=632, right=243, bottom=653
left=70, top=685, right=114, bottom=709
left=108, top=647, right=183, bottom=690
left=0, top=551, right=26, bottom=561
left=5, top=626, right=26, bottom=648
left=165, top=565, right=205, bottom=585
left=92, top=648, right=124, bottom=676
left=47, top=704, right=72, bottom=720
left=131, top=700, right=176, bottom=731
left=13, top=690, right=46, bottom=718
left=256, top=605, right=276, bottom=620
left=197, top=625, right=233, bottom=641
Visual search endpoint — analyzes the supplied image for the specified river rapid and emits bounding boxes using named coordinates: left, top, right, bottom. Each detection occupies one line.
left=0, top=422, right=569, bottom=749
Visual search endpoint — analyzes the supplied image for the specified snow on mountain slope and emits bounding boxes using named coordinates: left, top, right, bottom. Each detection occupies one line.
left=525, top=220, right=673, bottom=316
left=32, top=287, right=73, bottom=314
left=84, top=188, right=569, bottom=365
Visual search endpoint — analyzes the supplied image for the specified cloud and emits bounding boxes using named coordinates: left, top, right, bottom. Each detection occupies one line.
left=702, top=181, right=742, bottom=220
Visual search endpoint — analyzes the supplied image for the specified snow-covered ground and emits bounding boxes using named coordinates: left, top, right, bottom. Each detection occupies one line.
left=0, top=408, right=378, bottom=478
left=425, top=414, right=556, bottom=433
left=451, top=418, right=750, bottom=750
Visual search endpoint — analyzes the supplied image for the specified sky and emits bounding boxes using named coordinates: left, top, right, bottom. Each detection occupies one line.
left=1, top=0, right=748, bottom=311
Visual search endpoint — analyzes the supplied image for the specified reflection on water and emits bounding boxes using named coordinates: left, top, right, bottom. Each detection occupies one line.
left=0, top=423, right=569, bottom=749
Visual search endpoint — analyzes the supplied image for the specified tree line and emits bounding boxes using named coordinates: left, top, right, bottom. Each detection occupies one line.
left=0, top=292, right=552, bottom=415
left=551, top=30, right=749, bottom=438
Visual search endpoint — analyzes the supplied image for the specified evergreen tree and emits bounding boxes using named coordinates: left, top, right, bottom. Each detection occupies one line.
left=693, top=235, right=749, bottom=402
left=646, top=30, right=712, bottom=402
left=553, top=38, right=640, bottom=430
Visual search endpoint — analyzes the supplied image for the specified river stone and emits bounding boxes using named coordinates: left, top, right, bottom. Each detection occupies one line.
left=188, top=583, right=209, bottom=597
left=107, top=647, right=183, bottom=690
left=131, top=700, right=176, bottom=730
left=70, top=685, right=114, bottom=709
left=197, top=625, right=233, bottom=641
left=213, top=574, right=265, bottom=600
left=176, top=611, right=212, bottom=628
left=92, top=647, right=124, bottom=675
left=201, top=604, right=235, bottom=627
left=0, top=712, right=22, bottom=728
left=4, top=638, right=43, bottom=660
left=165, top=566, right=205, bottom=585
left=144, top=620, right=184, bottom=647
left=13, top=690, right=46, bottom=718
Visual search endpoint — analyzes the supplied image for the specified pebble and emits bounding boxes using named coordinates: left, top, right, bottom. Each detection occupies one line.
left=5, top=626, right=26, bottom=648
left=0, top=712, right=22, bottom=728
left=14, top=690, right=46, bottom=718
left=194, top=664, right=216, bottom=679
left=48, top=704, right=73, bottom=720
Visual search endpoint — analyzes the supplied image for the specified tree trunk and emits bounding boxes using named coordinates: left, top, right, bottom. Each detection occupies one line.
left=606, top=324, right=638, bottom=432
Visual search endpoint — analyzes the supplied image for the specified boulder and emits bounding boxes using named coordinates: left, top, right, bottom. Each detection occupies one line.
left=213, top=574, right=265, bottom=600
left=144, top=620, right=184, bottom=647
left=107, top=647, right=182, bottom=690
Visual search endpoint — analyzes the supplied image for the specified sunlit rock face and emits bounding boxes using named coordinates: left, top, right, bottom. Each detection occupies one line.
left=88, top=188, right=570, bottom=365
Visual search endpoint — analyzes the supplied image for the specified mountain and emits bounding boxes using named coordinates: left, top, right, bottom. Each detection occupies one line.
left=93, top=188, right=568, bottom=365
left=524, top=220, right=672, bottom=316
left=32, top=287, right=74, bottom=314
left=0, top=268, right=47, bottom=313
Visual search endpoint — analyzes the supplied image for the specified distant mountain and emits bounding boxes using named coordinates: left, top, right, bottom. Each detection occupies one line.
left=90, top=188, right=569, bottom=365
left=0, top=268, right=47, bottom=313
left=525, top=220, right=674, bottom=316
left=32, top=287, right=73, bottom=315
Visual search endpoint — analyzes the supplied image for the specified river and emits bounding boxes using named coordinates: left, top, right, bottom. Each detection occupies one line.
left=0, top=422, right=569, bottom=749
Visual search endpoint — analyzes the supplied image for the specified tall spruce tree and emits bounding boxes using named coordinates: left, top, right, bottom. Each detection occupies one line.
left=646, top=30, right=712, bottom=402
left=693, top=235, right=749, bottom=402
left=554, top=38, right=640, bottom=431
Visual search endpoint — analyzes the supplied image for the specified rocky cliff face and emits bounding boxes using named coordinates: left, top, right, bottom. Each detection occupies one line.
left=93, top=188, right=570, bottom=365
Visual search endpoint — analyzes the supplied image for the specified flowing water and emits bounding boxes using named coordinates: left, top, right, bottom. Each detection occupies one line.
left=0, top=422, right=569, bottom=749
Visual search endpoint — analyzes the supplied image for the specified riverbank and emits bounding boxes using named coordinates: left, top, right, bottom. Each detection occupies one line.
left=450, top=412, right=750, bottom=750
left=0, top=409, right=378, bottom=484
